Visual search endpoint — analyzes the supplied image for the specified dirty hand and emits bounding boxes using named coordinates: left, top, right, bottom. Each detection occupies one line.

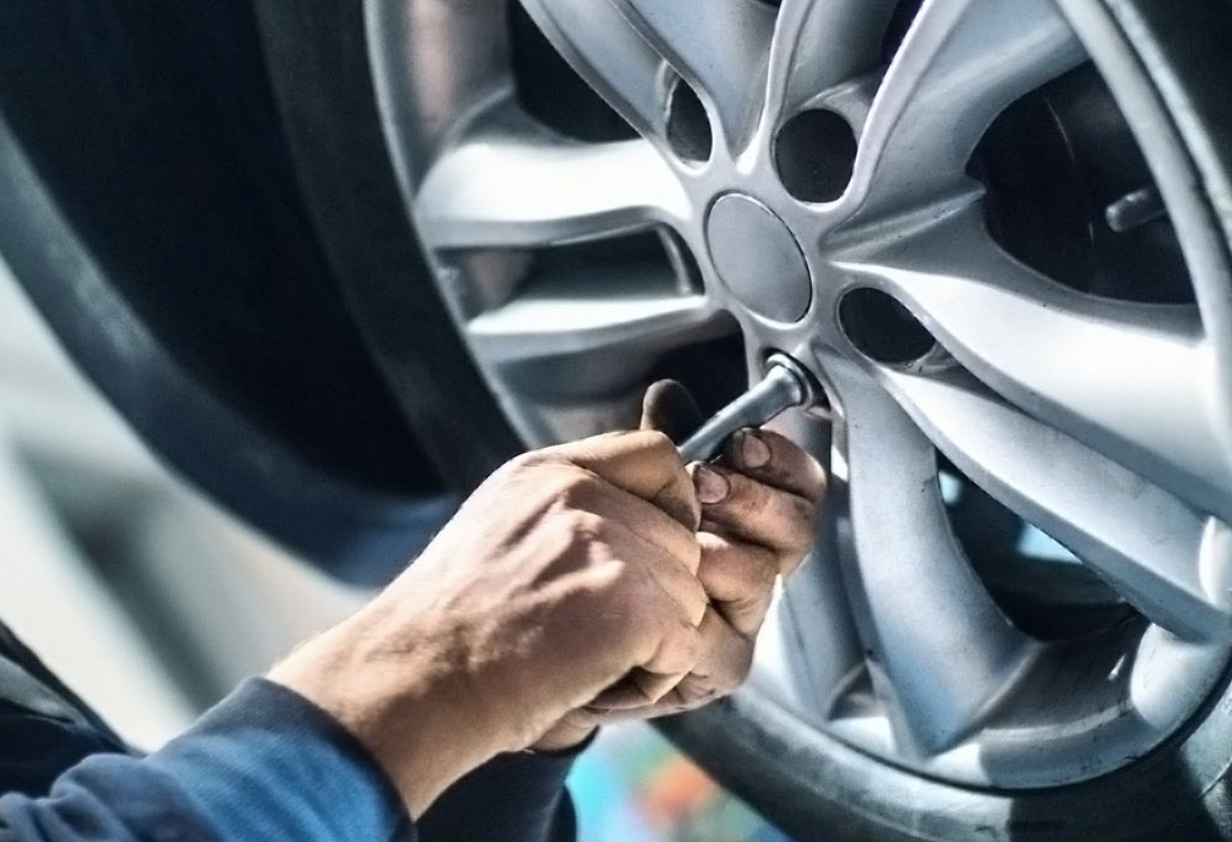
left=268, top=427, right=708, bottom=817
left=533, top=380, right=827, bottom=751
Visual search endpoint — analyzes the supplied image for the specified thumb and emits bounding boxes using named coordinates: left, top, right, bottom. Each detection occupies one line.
left=640, top=380, right=703, bottom=444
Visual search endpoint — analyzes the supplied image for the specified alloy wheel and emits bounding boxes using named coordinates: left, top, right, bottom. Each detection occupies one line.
left=368, top=0, right=1232, bottom=789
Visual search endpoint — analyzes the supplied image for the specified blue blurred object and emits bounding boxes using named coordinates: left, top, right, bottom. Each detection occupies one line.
left=569, top=722, right=797, bottom=842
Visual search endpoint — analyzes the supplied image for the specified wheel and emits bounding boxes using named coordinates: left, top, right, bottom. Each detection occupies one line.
left=6, top=0, right=1232, bottom=838
left=255, top=0, right=1232, bottom=839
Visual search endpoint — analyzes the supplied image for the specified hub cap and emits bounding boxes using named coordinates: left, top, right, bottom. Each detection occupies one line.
left=707, top=194, right=811, bottom=322
left=369, top=0, right=1232, bottom=788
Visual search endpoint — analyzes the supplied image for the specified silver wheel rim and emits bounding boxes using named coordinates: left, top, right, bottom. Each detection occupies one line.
left=368, top=0, right=1232, bottom=788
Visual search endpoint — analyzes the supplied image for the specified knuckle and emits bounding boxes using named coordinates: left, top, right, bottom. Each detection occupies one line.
left=498, top=450, right=570, bottom=490
left=507, top=450, right=539, bottom=470
left=639, top=428, right=675, bottom=454
left=544, top=507, right=611, bottom=563
left=506, top=448, right=551, bottom=473
left=682, top=620, right=705, bottom=657
left=673, top=676, right=719, bottom=709
left=553, top=470, right=607, bottom=513
left=780, top=493, right=817, bottom=533
left=802, top=463, right=829, bottom=505
left=558, top=508, right=608, bottom=546
left=813, top=463, right=829, bottom=495
left=715, top=651, right=754, bottom=694
left=684, top=587, right=709, bottom=627
left=645, top=431, right=690, bottom=479
left=659, top=613, right=701, bottom=650
left=486, top=456, right=529, bottom=489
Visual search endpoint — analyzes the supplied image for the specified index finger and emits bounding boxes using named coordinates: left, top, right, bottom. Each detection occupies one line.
left=546, top=430, right=701, bottom=529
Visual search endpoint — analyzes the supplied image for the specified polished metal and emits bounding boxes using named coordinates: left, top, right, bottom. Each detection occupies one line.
left=368, top=0, right=1232, bottom=790
left=706, top=195, right=811, bottom=323
left=1106, top=185, right=1167, bottom=233
left=678, top=354, right=815, bottom=463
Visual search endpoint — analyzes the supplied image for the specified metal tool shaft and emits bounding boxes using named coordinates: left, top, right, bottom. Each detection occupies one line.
left=678, top=355, right=814, bottom=463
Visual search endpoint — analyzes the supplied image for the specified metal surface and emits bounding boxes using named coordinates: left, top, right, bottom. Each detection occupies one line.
left=368, top=0, right=1232, bottom=790
left=1106, top=185, right=1167, bottom=233
left=678, top=354, right=814, bottom=463
left=706, top=195, right=812, bottom=323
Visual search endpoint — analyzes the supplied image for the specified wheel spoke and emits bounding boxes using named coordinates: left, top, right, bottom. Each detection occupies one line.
left=519, top=0, right=670, bottom=141
left=416, top=104, right=688, bottom=250
left=762, top=0, right=899, bottom=128
left=837, top=214, right=1232, bottom=524
left=845, top=0, right=1085, bottom=219
left=882, top=367, right=1230, bottom=642
left=612, top=0, right=776, bottom=150
left=842, top=215, right=1232, bottom=527
left=827, top=359, right=1036, bottom=756
left=466, top=264, right=717, bottom=366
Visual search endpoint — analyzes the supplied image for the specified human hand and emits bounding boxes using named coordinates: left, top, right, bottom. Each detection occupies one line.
left=532, top=381, right=827, bottom=751
left=268, top=427, right=708, bottom=816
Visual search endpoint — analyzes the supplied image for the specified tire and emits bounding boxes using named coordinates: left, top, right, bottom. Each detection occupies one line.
left=0, top=1, right=462, bottom=583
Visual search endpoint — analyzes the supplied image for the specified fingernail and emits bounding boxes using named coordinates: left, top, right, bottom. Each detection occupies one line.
left=738, top=430, right=771, bottom=469
left=693, top=465, right=730, bottom=504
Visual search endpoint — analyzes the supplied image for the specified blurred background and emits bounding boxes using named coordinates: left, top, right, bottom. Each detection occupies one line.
left=0, top=256, right=792, bottom=841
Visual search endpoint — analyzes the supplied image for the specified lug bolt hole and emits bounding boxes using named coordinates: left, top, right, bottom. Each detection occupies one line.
left=839, top=288, right=937, bottom=364
left=666, top=78, right=713, bottom=164
left=774, top=109, right=857, bottom=203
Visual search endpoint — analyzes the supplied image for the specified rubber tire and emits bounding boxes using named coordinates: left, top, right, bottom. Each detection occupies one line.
left=0, top=1, right=459, bottom=584
left=252, top=1, right=524, bottom=494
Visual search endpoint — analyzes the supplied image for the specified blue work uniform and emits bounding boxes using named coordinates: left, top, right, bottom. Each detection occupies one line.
left=0, top=622, right=579, bottom=841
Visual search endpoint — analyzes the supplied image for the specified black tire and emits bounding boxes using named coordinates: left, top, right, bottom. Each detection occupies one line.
left=0, top=1, right=457, bottom=584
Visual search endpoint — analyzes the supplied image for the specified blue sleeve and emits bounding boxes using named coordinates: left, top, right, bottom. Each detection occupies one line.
left=417, top=741, right=585, bottom=842
left=0, top=677, right=582, bottom=842
left=0, top=679, right=411, bottom=842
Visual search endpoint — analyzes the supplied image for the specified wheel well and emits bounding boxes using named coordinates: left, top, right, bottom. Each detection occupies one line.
left=0, top=1, right=447, bottom=581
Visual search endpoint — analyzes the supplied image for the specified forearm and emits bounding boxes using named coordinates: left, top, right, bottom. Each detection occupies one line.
left=0, top=680, right=408, bottom=842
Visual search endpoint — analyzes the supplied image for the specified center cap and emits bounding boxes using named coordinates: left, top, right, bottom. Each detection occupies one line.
left=705, top=194, right=811, bottom=323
